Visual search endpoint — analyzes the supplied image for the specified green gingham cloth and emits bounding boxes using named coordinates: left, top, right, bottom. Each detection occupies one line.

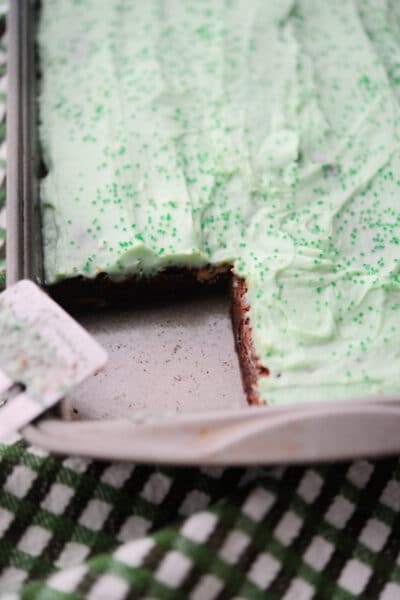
left=3, top=7, right=400, bottom=600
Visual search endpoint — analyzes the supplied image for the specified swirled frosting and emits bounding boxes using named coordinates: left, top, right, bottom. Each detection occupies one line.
left=39, top=0, right=400, bottom=404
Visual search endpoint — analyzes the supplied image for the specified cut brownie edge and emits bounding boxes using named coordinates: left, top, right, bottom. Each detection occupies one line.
left=46, top=264, right=230, bottom=312
left=230, top=275, right=269, bottom=405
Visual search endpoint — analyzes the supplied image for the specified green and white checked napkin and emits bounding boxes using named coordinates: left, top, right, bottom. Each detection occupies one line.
left=2, top=5, right=400, bottom=599
left=2, top=447, right=400, bottom=600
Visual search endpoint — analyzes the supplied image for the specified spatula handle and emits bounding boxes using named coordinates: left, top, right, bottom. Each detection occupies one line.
left=23, top=402, right=400, bottom=464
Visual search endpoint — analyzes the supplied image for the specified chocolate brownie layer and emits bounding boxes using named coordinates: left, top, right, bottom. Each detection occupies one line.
left=47, top=265, right=230, bottom=312
left=230, top=276, right=268, bottom=405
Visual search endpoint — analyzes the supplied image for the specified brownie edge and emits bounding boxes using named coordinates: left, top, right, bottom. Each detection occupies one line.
left=230, top=275, right=269, bottom=405
left=46, top=264, right=230, bottom=312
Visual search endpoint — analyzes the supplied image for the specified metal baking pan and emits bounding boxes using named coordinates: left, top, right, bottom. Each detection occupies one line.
left=7, top=0, right=400, bottom=464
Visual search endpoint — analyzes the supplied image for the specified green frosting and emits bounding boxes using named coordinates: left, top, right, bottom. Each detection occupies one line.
left=39, top=0, right=400, bottom=404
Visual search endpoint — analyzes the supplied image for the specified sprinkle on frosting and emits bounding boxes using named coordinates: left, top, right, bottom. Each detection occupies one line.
left=39, top=0, right=400, bottom=404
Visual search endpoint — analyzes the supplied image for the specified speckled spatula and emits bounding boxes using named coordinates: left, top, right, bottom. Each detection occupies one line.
left=0, top=280, right=107, bottom=441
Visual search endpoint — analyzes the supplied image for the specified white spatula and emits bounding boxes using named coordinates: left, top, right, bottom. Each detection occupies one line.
left=0, top=280, right=107, bottom=441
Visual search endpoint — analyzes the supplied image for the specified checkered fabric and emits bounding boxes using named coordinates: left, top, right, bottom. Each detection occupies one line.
left=3, top=4, right=400, bottom=599
left=1, top=448, right=400, bottom=600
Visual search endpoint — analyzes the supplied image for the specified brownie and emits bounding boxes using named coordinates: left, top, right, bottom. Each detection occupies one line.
left=230, top=275, right=269, bottom=405
left=46, top=265, right=230, bottom=312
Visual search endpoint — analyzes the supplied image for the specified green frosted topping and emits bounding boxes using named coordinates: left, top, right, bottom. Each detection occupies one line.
left=39, top=0, right=400, bottom=404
